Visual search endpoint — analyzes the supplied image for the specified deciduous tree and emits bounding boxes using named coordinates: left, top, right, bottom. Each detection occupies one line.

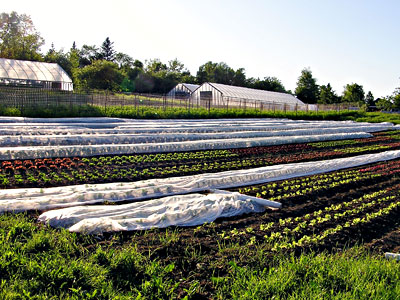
left=250, top=76, right=286, bottom=93
left=342, top=83, right=365, bottom=105
left=295, top=68, right=320, bottom=104
left=0, top=11, right=44, bottom=60
left=76, top=60, right=124, bottom=91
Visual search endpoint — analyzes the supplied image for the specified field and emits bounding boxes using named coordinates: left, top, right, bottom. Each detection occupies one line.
left=1, top=117, right=400, bottom=299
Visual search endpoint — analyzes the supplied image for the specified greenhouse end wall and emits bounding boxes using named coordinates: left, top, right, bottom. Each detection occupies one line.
left=190, top=82, right=313, bottom=111
left=166, top=83, right=197, bottom=99
left=191, top=83, right=224, bottom=107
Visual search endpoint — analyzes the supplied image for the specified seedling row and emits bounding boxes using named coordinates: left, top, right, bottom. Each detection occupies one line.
left=1, top=131, right=400, bottom=189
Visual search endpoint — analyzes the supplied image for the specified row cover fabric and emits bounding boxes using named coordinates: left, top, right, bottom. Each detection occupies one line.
left=0, top=124, right=390, bottom=136
left=39, top=191, right=279, bottom=234
left=0, top=132, right=372, bottom=160
left=0, top=119, right=393, bottom=142
left=34, top=149, right=400, bottom=233
left=0, top=126, right=389, bottom=147
left=0, top=117, right=127, bottom=123
left=2, top=149, right=400, bottom=215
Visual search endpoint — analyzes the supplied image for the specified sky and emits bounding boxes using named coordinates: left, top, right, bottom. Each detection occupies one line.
left=2, top=0, right=400, bottom=98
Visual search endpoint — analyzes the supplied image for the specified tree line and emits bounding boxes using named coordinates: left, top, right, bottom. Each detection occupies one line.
left=1, top=11, right=399, bottom=108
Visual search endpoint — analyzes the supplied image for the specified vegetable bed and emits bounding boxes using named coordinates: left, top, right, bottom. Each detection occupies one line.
left=1, top=117, right=400, bottom=299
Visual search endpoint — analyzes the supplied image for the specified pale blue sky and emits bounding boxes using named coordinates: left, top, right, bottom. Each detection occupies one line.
left=3, top=0, right=400, bottom=97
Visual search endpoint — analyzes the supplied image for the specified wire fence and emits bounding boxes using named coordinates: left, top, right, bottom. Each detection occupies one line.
left=0, top=86, right=359, bottom=114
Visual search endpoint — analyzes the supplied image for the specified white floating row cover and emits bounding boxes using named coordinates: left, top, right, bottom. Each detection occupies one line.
left=34, top=149, right=400, bottom=233
left=0, top=132, right=372, bottom=160
left=0, top=127, right=386, bottom=147
left=2, top=149, right=400, bottom=214
left=39, top=191, right=281, bottom=234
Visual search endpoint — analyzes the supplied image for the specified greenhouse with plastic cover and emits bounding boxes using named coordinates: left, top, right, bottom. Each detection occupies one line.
left=166, top=83, right=199, bottom=99
left=0, top=58, right=73, bottom=91
left=191, top=82, right=310, bottom=111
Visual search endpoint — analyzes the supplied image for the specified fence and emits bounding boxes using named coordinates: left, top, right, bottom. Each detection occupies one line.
left=0, top=86, right=359, bottom=114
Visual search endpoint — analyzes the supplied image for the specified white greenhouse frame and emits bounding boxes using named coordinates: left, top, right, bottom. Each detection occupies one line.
left=0, top=58, right=73, bottom=91
left=166, top=83, right=200, bottom=99
left=191, top=82, right=306, bottom=110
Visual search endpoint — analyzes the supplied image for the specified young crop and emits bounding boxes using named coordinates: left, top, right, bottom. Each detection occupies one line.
left=240, top=168, right=380, bottom=202
left=263, top=187, right=400, bottom=251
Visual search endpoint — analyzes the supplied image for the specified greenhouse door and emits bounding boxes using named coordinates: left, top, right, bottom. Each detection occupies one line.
left=200, top=91, right=212, bottom=111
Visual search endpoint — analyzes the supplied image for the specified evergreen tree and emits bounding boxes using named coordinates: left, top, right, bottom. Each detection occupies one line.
left=100, top=37, right=115, bottom=61
left=365, top=91, right=375, bottom=107
left=319, top=83, right=339, bottom=104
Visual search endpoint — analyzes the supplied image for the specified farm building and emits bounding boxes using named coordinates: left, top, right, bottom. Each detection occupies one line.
left=167, top=83, right=199, bottom=99
left=0, top=58, right=73, bottom=91
left=191, top=82, right=306, bottom=110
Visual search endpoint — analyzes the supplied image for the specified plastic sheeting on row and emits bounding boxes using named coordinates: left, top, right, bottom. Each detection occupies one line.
left=2, top=149, right=400, bottom=214
left=0, top=132, right=372, bottom=160
left=0, top=126, right=389, bottom=147
left=0, top=123, right=391, bottom=136
left=0, top=118, right=394, bottom=135
left=0, top=117, right=127, bottom=123
left=38, top=191, right=281, bottom=234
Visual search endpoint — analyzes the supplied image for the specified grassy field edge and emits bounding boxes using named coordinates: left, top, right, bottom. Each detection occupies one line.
left=2, top=104, right=400, bottom=124
left=1, top=213, right=399, bottom=299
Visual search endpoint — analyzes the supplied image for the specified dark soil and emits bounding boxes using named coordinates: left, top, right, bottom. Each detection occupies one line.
left=88, top=172, right=400, bottom=299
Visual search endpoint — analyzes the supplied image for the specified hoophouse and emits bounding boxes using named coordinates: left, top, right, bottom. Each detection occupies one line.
left=0, top=58, right=73, bottom=91
left=166, top=83, right=200, bottom=99
left=191, top=82, right=306, bottom=110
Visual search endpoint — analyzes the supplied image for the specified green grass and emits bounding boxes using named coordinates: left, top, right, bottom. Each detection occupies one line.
left=2, top=103, right=400, bottom=123
left=0, top=214, right=180, bottom=300
left=213, top=249, right=400, bottom=300
left=1, top=213, right=399, bottom=299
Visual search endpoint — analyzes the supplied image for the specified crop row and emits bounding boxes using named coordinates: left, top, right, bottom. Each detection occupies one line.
left=274, top=199, right=400, bottom=251
left=308, top=135, right=393, bottom=148
left=359, top=159, right=400, bottom=175
left=223, top=182, right=400, bottom=252
left=0, top=149, right=378, bottom=188
left=1, top=131, right=400, bottom=173
left=238, top=169, right=380, bottom=201
left=2, top=131, right=400, bottom=189
left=262, top=188, right=396, bottom=248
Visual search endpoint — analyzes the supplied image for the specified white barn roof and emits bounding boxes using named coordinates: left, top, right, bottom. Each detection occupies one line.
left=0, top=58, right=72, bottom=84
left=208, top=82, right=304, bottom=105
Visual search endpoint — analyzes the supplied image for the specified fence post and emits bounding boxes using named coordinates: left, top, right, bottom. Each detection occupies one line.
left=105, top=92, right=107, bottom=114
